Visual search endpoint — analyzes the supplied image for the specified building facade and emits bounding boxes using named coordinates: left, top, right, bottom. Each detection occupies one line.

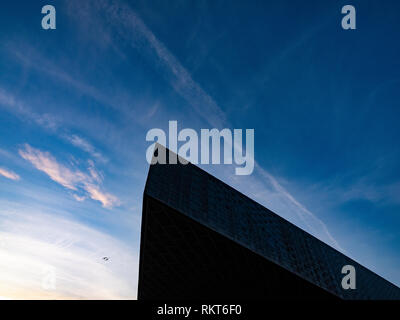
left=138, top=146, right=400, bottom=300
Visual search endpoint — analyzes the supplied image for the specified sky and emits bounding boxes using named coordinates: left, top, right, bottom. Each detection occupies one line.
left=0, top=0, right=399, bottom=299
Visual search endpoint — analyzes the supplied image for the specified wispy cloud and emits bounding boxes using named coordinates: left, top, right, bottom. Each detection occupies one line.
left=0, top=167, right=20, bottom=181
left=19, top=145, right=81, bottom=190
left=0, top=208, right=137, bottom=299
left=83, top=183, right=118, bottom=209
left=68, top=0, right=226, bottom=128
left=72, top=194, right=86, bottom=202
left=311, top=173, right=400, bottom=208
left=19, top=144, right=118, bottom=208
left=66, top=134, right=107, bottom=163
left=0, top=88, right=59, bottom=130
left=0, top=86, right=114, bottom=167
left=6, top=45, right=144, bottom=127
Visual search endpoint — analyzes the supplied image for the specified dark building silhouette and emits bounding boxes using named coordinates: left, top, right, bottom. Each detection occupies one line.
left=138, top=145, right=400, bottom=300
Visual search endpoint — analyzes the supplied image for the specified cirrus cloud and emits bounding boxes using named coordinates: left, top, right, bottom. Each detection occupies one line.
left=18, top=144, right=119, bottom=209
left=66, top=134, right=107, bottom=163
left=0, top=167, right=20, bottom=181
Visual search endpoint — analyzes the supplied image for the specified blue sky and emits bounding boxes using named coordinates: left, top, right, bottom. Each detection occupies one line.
left=0, top=0, right=399, bottom=298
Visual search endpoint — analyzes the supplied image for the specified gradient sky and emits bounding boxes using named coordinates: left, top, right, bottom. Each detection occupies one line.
left=0, top=0, right=399, bottom=299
